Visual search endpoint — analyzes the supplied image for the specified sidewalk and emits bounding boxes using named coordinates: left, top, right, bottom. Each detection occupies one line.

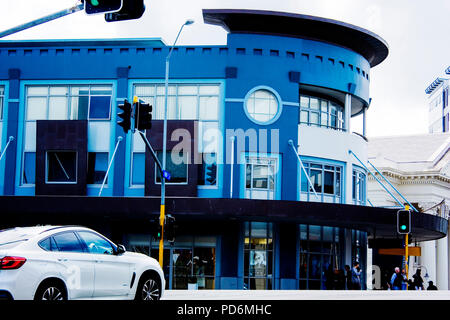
left=162, top=290, right=450, bottom=300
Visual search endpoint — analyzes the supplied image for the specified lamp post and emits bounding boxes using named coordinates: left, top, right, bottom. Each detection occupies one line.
left=159, top=19, right=194, bottom=268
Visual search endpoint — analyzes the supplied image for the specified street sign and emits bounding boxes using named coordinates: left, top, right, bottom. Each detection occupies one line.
left=378, top=247, right=421, bottom=256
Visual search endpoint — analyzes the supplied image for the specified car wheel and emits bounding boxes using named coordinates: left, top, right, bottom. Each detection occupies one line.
left=136, top=274, right=161, bottom=301
left=35, top=281, right=67, bottom=301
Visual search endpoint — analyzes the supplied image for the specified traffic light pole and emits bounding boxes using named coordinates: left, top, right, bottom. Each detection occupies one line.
left=159, top=20, right=193, bottom=268
left=404, top=205, right=410, bottom=290
left=0, top=3, right=84, bottom=39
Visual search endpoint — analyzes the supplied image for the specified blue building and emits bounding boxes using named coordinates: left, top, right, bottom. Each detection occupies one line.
left=0, top=9, right=446, bottom=290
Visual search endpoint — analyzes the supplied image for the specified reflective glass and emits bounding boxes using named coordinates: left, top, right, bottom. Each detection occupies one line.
left=132, top=153, right=145, bottom=185
left=53, top=232, right=84, bottom=253
left=22, top=152, right=36, bottom=184
left=89, top=96, right=111, bottom=119
left=87, top=152, right=108, bottom=184
left=26, top=97, right=47, bottom=120
left=78, top=231, right=114, bottom=255
left=199, top=96, right=218, bottom=120
left=27, top=86, right=48, bottom=96
left=48, top=97, right=68, bottom=120
left=46, top=151, right=77, bottom=183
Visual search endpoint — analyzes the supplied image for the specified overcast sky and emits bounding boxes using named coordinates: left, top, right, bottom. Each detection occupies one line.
left=0, top=0, right=449, bottom=138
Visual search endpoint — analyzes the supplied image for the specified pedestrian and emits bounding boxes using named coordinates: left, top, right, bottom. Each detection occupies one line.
left=401, top=269, right=407, bottom=290
left=427, top=281, right=438, bottom=290
left=407, top=279, right=414, bottom=291
left=351, top=261, right=361, bottom=290
left=345, top=265, right=352, bottom=290
left=412, top=269, right=424, bottom=290
left=390, top=267, right=403, bottom=290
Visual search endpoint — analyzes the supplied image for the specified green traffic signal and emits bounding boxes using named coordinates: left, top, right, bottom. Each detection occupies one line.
left=90, top=0, right=99, bottom=6
left=397, top=209, right=411, bottom=234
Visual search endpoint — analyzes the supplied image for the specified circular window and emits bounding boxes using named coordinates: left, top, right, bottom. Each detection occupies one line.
left=244, top=88, right=281, bottom=124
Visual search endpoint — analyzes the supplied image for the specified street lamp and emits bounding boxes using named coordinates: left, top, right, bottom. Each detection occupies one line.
left=159, top=19, right=194, bottom=267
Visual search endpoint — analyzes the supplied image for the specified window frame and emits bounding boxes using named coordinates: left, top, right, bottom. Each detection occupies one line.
left=86, top=151, right=109, bottom=185
left=17, top=82, right=115, bottom=192
left=243, top=86, right=282, bottom=125
left=45, top=150, right=78, bottom=184
left=154, top=151, right=189, bottom=185
left=51, top=231, right=86, bottom=253
left=299, top=160, right=343, bottom=203
left=130, top=82, right=223, bottom=192
left=24, top=85, right=113, bottom=122
left=299, top=94, right=345, bottom=131
left=352, top=167, right=367, bottom=206
left=241, top=153, right=281, bottom=201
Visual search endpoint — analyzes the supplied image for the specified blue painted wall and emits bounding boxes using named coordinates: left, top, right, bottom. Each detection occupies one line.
left=0, top=32, right=372, bottom=198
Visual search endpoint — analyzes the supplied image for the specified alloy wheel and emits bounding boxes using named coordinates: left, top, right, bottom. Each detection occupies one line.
left=141, top=279, right=160, bottom=300
left=42, top=287, right=64, bottom=300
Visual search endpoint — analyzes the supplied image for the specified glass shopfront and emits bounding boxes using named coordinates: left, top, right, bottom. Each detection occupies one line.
left=127, top=234, right=216, bottom=290
left=299, top=225, right=367, bottom=290
left=244, top=222, right=274, bottom=290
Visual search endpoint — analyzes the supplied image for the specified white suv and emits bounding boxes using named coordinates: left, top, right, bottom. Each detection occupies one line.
left=0, top=225, right=164, bottom=300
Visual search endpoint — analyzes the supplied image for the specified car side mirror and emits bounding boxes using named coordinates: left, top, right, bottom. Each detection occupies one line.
left=116, top=244, right=126, bottom=255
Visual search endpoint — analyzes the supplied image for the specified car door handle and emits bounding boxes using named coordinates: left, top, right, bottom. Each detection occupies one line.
left=57, top=258, right=68, bottom=262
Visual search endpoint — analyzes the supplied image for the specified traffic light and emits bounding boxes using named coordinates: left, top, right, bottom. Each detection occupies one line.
left=205, top=163, right=217, bottom=185
left=105, top=0, right=145, bottom=22
left=84, top=0, right=123, bottom=14
left=134, top=98, right=153, bottom=131
left=117, top=99, right=132, bottom=134
left=152, top=217, right=162, bottom=241
left=165, top=215, right=176, bottom=243
left=397, top=209, right=411, bottom=234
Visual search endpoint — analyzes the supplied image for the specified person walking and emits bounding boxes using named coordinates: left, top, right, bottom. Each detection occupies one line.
left=390, top=267, right=403, bottom=290
left=401, top=269, right=408, bottom=290
left=412, top=269, right=424, bottom=290
left=351, top=262, right=361, bottom=290
left=427, top=281, right=438, bottom=290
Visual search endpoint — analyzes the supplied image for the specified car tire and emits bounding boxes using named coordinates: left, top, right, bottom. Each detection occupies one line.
left=135, top=273, right=161, bottom=301
left=34, top=280, right=67, bottom=301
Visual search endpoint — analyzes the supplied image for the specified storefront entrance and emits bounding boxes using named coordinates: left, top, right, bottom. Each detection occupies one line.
left=127, top=234, right=216, bottom=290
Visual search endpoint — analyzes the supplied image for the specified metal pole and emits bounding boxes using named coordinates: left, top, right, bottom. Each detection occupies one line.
left=288, top=140, right=320, bottom=200
left=0, top=136, right=14, bottom=161
left=404, top=204, right=410, bottom=290
left=367, top=160, right=418, bottom=212
left=0, top=3, right=84, bottom=39
left=349, top=150, right=404, bottom=208
left=159, top=20, right=193, bottom=268
left=98, top=136, right=123, bottom=196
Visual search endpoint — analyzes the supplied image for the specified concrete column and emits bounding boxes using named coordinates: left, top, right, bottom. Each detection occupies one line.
left=436, top=236, right=448, bottom=289
left=344, top=93, right=351, bottom=133
left=420, top=240, right=437, bottom=287
left=362, top=107, right=367, bottom=137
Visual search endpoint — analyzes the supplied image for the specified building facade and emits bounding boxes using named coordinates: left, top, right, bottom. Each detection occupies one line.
left=368, top=133, right=450, bottom=289
left=426, top=66, right=449, bottom=133
left=0, top=9, right=446, bottom=290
